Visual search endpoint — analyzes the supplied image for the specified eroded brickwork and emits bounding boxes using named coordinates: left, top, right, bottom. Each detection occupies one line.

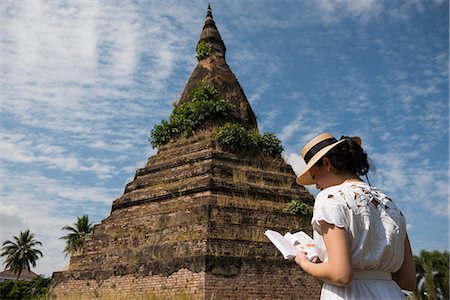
left=53, top=268, right=205, bottom=299
left=205, top=259, right=321, bottom=299
left=53, top=259, right=321, bottom=299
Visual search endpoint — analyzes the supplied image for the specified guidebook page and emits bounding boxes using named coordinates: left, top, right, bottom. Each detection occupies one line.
left=264, top=230, right=298, bottom=259
left=284, top=231, right=318, bottom=261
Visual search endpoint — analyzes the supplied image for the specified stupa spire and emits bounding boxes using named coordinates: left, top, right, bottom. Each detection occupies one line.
left=197, top=3, right=226, bottom=58
left=176, top=4, right=258, bottom=130
left=206, top=3, right=212, bottom=19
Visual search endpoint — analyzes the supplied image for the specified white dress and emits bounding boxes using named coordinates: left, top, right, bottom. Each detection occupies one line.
left=311, top=181, right=407, bottom=300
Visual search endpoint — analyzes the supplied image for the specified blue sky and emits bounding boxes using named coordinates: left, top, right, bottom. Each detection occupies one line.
left=0, top=0, right=448, bottom=276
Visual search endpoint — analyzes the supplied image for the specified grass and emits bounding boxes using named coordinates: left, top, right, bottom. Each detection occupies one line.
left=232, top=169, right=248, bottom=187
left=51, top=289, right=195, bottom=300
left=215, top=194, right=285, bottom=211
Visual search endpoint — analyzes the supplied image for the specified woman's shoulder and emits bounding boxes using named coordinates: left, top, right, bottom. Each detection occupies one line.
left=313, top=184, right=353, bottom=229
left=317, top=181, right=365, bottom=200
left=315, top=181, right=379, bottom=209
left=315, top=185, right=352, bottom=209
left=320, top=181, right=400, bottom=211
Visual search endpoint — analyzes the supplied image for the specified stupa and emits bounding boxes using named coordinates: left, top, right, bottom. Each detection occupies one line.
left=51, top=5, right=321, bottom=299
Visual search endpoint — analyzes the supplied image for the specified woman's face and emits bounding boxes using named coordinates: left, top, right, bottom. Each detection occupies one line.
left=309, top=159, right=335, bottom=190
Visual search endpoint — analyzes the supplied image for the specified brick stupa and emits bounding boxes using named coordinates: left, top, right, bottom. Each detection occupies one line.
left=51, top=5, right=321, bottom=299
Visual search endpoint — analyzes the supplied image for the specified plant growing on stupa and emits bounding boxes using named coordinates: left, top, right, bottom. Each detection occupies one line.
left=150, top=79, right=235, bottom=148
left=196, top=40, right=212, bottom=60
left=283, top=196, right=313, bottom=216
left=214, top=123, right=283, bottom=156
left=150, top=79, right=284, bottom=157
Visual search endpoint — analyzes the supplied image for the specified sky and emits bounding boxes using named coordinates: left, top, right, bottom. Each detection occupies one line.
left=0, top=0, right=448, bottom=277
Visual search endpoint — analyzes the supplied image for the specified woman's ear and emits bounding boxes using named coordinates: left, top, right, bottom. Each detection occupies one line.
left=323, top=157, right=337, bottom=173
left=323, top=157, right=332, bottom=170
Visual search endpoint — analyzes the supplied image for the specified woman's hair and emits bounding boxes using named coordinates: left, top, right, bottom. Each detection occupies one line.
left=317, top=136, right=374, bottom=176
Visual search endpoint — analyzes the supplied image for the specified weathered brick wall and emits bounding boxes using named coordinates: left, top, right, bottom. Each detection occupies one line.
left=204, top=259, right=322, bottom=300
left=69, top=192, right=212, bottom=271
left=52, top=268, right=206, bottom=299
left=52, top=260, right=321, bottom=299
left=52, top=132, right=320, bottom=298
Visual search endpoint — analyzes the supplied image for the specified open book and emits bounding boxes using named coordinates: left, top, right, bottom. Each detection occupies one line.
left=264, top=229, right=318, bottom=261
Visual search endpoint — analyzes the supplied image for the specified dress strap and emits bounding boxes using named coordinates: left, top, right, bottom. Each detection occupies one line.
left=353, top=269, right=392, bottom=280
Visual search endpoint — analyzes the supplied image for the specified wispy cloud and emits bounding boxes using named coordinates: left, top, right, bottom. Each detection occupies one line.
left=315, top=0, right=382, bottom=22
left=387, top=0, right=446, bottom=22
left=277, top=101, right=338, bottom=152
left=0, top=167, right=119, bottom=275
left=0, top=0, right=447, bottom=276
left=0, top=132, right=118, bottom=179
left=0, top=0, right=206, bottom=275
left=371, top=150, right=449, bottom=217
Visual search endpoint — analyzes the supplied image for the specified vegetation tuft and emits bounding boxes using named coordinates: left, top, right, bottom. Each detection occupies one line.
left=215, top=123, right=283, bottom=156
left=196, top=40, right=212, bottom=60
left=283, top=196, right=313, bottom=216
left=150, top=78, right=283, bottom=157
left=150, top=79, right=234, bottom=148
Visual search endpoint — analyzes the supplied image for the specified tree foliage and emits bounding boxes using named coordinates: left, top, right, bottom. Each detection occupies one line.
left=412, top=250, right=449, bottom=300
left=0, top=276, right=51, bottom=300
left=0, top=229, right=43, bottom=279
left=0, top=275, right=50, bottom=300
left=60, top=215, right=93, bottom=256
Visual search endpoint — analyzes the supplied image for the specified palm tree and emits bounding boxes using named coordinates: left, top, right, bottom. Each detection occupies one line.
left=412, top=250, right=449, bottom=300
left=0, top=229, right=43, bottom=279
left=60, top=215, right=93, bottom=256
left=423, top=251, right=438, bottom=299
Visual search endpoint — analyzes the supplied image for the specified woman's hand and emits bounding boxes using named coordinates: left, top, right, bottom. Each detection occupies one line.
left=295, top=251, right=308, bottom=268
left=295, top=253, right=321, bottom=268
left=310, top=256, right=321, bottom=263
left=296, top=221, right=352, bottom=287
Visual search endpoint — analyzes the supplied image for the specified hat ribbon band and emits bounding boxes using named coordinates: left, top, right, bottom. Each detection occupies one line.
left=304, top=137, right=337, bottom=163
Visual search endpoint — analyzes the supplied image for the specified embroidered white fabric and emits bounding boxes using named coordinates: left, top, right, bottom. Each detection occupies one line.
left=311, top=181, right=407, bottom=299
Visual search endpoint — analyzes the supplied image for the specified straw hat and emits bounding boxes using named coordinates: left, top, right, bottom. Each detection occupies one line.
left=296, top=133, right=361, bottom=186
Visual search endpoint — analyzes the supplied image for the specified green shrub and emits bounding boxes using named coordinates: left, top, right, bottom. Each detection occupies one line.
left=169, top=99, right=234, bottom=136
left=215, top=123, right=257, bottom=151
left=0, top=275, right=51, bottom=300
left=215, top=122, right=283, bottom=156
left=188, top=78, right=218, bottom=102
left=283, top=196, right=313, bottom=216
left=149, top=79, right=284, bottom=153
left=259, top=132, right=284, bottom=155
left=150, top=80, right=234, bottom=148
left=196, top=40, right=212, bottom=60
left=150, top=120, right=174, bottom=148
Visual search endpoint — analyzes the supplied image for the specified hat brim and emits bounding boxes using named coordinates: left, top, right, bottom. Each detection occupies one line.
left=296, top=140, right=345, bottom=186
left=296, top=136, right=362, bottom=186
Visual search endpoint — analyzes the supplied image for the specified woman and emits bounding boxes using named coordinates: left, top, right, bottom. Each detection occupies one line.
left=295, top=133, right=416, bottom=299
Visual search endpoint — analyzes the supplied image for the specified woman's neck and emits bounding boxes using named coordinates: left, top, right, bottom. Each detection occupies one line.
left=335, top=173, right=362, bottom=185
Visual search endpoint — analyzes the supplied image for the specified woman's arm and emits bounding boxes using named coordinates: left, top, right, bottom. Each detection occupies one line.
left=295, top=220, right=352, bottom=286
left=392, top=234, right=416, bottom=291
